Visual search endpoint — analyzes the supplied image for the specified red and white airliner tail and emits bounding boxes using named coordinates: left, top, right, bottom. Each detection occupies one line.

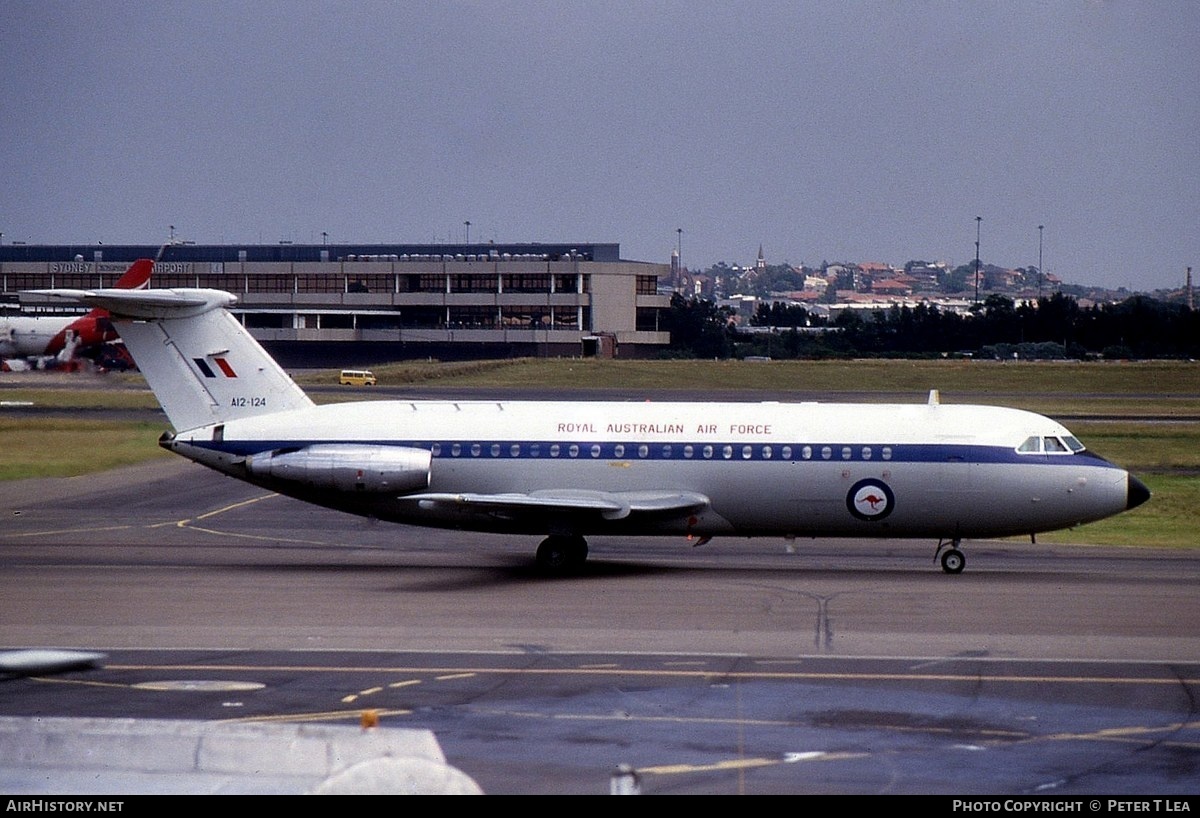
left=2, top=259, right=153, bottom=361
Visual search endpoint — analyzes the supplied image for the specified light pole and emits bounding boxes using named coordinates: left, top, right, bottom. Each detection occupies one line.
left=322, top=231, right=328, bottom=246
left=1037, top=225, right=1044, bottom=297
left=464, top=221, right=471, bottom=244
left=676, top=228, right=682, bottom=269
left=974, top=216, right=982, bottom=305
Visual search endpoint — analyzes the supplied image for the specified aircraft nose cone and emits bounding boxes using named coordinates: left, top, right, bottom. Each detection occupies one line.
left=1127, top=474, right=1151, bottom=510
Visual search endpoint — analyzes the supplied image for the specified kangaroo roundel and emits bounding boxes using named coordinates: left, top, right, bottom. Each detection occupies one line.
left=847, top=478, right=894, bottom=521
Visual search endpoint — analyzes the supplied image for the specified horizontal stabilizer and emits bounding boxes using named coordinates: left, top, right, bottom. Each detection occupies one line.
left=28, top=288, right=237, bottom=319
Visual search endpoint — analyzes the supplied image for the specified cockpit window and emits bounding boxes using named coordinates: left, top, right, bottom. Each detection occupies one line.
left=1044, top=436, right=1069, bottom=453
left=1017, top=435, right=1082, bottom=455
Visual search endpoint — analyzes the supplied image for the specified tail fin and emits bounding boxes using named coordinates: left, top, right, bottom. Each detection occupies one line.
left=26, top=288, right=314, bottom=431
left=109, top=258, right=154, bottom=291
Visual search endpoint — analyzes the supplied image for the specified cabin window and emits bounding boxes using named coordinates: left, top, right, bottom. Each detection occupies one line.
left=638, top=444, right=649, bottom=458
left=431, top=443, right=442, bottom=456
left=530, top=444, right=541, bottom=457
left=881, top=446, right=893, bottom=460
left=510, top=444, right=521, bottom=457
left=841, top=446, right=852, bottom=460
left=568, top=444, right=579, bottom=458
left=781, top=446, right=793, bottom=459
left=662, top=445, right=672, bottom=458
left=590, top=444, right=601, bottom=458
left=722, top=445, right=734, bottom=460
left=821, top=446, right=832, bottom=460
left=862, top=447, right=872, bottom=460
left=550, top=444, right=560, bottom=457
left=801, top=446, right=812, bottom=460
left=470, top=444, right=481, bottom=457
left=702, top=445, right=714, bottom=459
left=742, top=445, right=753, bottom=459
left=762, top=446, right=773, bottom=459
left=683, top=445, right=694, bottom=458
left=451, top=443, right=462, bottom=456
left=614, top=444, right=625, bottom=457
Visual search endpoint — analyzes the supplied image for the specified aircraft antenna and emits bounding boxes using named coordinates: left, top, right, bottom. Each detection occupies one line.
left=927, top=389, right=940, bottom=406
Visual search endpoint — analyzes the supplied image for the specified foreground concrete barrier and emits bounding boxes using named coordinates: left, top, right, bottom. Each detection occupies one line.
left=0, top=716, right=483, bottom=795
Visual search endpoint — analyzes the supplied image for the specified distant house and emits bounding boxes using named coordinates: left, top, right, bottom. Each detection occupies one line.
left=870, top=278, right=912, bottom=297
left=858, top=261, right=896, bottom=277
left=804, top=274, right=833, bottom=292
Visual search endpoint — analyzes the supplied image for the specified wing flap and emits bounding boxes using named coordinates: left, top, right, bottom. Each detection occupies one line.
left=412, top=489, right=710, bottom=521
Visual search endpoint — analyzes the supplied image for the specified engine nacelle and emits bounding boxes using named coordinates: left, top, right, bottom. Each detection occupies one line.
left=245, top=444, right=431, bottom=493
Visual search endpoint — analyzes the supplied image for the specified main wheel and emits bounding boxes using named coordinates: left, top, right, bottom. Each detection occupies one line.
left=537, top=535, right=588, bottom=573
left=940, top=548, right=965, bottom=574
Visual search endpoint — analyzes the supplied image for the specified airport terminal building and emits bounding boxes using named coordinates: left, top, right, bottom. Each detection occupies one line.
left=1, top=242, right=672, bottom=365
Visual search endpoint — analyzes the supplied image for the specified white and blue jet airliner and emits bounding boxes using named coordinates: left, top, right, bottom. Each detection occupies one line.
left=33, top=271, right=1150, bottom=574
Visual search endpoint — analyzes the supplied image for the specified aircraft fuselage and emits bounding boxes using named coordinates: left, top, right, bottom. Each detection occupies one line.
left=164, top=397, right=1141, bottom=542
left=0, top=316, right=76, bottom=358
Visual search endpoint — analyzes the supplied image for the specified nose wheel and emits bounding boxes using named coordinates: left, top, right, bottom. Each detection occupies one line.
left=935, top=538, right=965, bottom=574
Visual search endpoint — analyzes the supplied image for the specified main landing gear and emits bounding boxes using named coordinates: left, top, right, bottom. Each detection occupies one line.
left=536, top=534, right=589, bottom=573
left=934, top=538, right=965, bottom=574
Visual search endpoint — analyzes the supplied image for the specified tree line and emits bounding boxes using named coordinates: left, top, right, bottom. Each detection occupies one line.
left=658, top=292, right=1200, bottom=360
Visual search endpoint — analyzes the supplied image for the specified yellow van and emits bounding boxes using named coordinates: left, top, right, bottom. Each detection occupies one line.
left=338, top=369, right=377, bottom=386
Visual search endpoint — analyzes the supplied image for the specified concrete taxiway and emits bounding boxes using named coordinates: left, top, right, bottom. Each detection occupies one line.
left=1, top=457, right=1198, bottom=794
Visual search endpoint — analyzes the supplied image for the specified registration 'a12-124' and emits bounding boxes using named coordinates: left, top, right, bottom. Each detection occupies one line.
left=231, top=396, right=267, bottom=407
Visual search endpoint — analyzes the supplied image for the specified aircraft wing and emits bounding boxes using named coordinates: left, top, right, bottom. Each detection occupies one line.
left=411, top=489, right=710, bottom=522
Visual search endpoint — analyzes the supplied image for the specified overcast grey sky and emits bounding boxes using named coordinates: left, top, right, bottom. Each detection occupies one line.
left=2, top=1, right=1196, bottom=291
